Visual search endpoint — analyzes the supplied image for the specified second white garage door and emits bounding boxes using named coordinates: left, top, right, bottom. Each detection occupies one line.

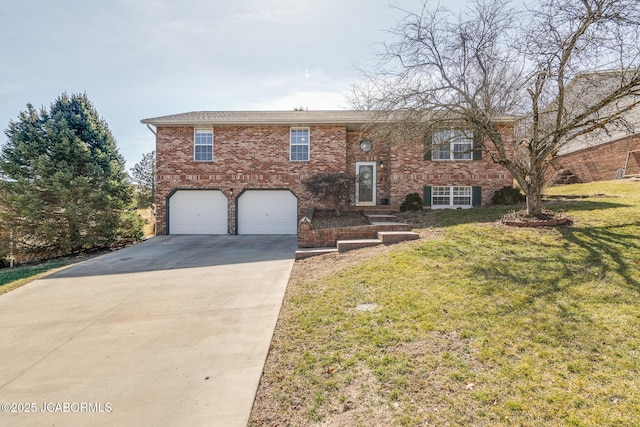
left=169, top=190, right=228, bottom=234
left=237, top=190, right=297, bottom=234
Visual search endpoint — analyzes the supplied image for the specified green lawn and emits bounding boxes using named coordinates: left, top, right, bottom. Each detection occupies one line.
left=0, top=261, right=68, bottom=295
left=250, top=180, right=640, bottom=426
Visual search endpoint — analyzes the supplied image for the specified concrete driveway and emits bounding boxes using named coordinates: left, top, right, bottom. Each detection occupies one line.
left=0, top=235, right=297, bottom=427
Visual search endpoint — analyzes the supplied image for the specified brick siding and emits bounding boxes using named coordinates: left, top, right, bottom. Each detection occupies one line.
left=155, top=122, right=515, bottom=234
left=155, top=125, right=347, bottom=234
left=297, top=219, right=379, bottom=248
left=550, top=135, right=640, bottom=182
left=386, top=126, right=515, bottom=206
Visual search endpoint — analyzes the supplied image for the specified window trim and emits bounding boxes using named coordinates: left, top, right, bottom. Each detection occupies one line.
left=431, top=129, right=474, bottom=161
left=431, top=185, right=473, bottom=209
left=194, top=128, right=214, bottom=162
left=290, top=127, right=310, bottom=162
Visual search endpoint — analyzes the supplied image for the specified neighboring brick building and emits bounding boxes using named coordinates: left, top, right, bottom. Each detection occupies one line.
left=141, top=111, right=515, bottom=235
left=548, top=72, right=640, bottom=184
left=550, top=134, right=640, bottom=183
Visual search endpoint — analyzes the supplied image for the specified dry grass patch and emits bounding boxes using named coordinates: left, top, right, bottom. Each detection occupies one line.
left=138, top=208, right=156, bottom=237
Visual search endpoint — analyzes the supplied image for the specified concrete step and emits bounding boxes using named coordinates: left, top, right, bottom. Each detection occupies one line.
left=295, top=247, right=339, bottom=260
left=377, top=231, right=420, bottom=244
left=366, top=214, right=398, bottom=222
left=369, top=222, right=412, bottom=232
left=337, top=239, right=382, bottom=252
left=362, top=208, right=396, bottom=215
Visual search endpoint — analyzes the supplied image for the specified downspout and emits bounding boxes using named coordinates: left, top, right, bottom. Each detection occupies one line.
left=144, top=122, right=159, bottom=233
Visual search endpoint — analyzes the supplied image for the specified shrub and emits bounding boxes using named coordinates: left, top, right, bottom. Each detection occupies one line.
left=492, top=186, right=526, bottom=205
left=400, top=193, right=423, bottom=211
left=303, top=172, right=354, bottom=216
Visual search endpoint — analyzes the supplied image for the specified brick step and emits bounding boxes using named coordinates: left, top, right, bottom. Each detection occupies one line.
left=369, top=222, right=412, bottom=232
left=337, top=239, right=382, bottom=252
left=296, top=232, right=420, bottom=259
left=295, top=247, right=339, bottom=260
left=366, top=214, right=398, bottom=222
left=377, top=231, right=420, bottom=244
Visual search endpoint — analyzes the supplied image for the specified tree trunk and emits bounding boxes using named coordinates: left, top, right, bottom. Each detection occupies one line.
left=332, top=196, right=342, bottom=217
left=525, top=182, right=543, bottom=217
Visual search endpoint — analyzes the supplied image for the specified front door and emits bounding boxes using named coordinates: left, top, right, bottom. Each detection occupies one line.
left=356, top=162, right=376, bottom=205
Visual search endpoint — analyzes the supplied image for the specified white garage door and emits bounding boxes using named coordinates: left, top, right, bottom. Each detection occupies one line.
left=169, top=190, right=228, bottom=234
left=238, top=190, right=297, bottom=234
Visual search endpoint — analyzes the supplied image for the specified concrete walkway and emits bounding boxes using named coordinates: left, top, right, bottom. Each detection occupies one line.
left=0, top=235, right=296, bottom=427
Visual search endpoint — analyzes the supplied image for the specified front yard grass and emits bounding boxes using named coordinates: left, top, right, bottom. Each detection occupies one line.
left=0, top=261, right=68, bottom=295
left=250, top=180, right=640, bottom=426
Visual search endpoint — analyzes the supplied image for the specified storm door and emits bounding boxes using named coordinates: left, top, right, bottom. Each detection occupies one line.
left=355, top=162, right=376, bottom=205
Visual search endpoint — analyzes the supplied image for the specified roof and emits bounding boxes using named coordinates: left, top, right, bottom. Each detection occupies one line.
left=554, top=70, right=640, bottom=155
left=141, top=110, right=518, bottom=128
left=140, top=110, right=378, bottom=127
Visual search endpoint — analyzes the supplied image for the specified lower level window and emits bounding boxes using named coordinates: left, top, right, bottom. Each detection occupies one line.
left=432, top=186, right=472, bottom=208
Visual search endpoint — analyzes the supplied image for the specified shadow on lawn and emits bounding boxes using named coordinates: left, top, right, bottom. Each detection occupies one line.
left=465, top=221, right=639, bottom=348
left=559, top=222, right=640, bottom=290
left=432, top=199, right=631, bottom=228
left=471, top=220, right=639, bottom=308
left=543, top=199, right=631, bottom=213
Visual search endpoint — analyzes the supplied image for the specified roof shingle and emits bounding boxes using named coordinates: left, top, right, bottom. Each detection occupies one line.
left=140, top=110, right=377, bottom=127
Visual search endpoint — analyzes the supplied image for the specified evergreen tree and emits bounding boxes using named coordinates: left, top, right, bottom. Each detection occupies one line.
left=0, top=93, right=143, bottom=258
left=129, top=151, right=155, bottom=210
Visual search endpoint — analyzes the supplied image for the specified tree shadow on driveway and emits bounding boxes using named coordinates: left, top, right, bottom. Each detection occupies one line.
left=49, top=235, right=298, bottom=278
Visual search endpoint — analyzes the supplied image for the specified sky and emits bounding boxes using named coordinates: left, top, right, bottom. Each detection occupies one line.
left=0, top=0, right=462, bottom=169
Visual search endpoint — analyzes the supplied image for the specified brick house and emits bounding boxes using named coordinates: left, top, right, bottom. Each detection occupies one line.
left=548, top=101, right=640, bottom=183
left=548, top=102, right=640, bottom=183
left=141, top=111, right=515, bottom=235
left=550, top=134, right=640, bottom=183
left=548, top=72, right=640, bottom=183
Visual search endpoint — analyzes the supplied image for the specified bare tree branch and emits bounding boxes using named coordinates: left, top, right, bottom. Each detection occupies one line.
left=352, top=0, right=640, bottom=216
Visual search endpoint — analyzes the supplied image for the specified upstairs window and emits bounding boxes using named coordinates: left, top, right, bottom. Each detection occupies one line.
left=194, top=129, right=213, bottom=161
left=290, top=128, right=309, bottom=161
left=432, top=129, right=473, bottom=160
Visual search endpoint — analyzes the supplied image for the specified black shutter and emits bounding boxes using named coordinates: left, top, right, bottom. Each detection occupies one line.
left=423, top=186, right=432, bottom=206
left=424, top=130, right=433, bottom=160
left=473, top=129, right=482, bottom=160
left=472, top=186, right=482, bottom=206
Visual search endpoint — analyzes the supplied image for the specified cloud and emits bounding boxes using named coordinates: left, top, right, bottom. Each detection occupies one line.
left=233, top=8, right=306, bottom=24
left=247, top=89, right=351, bottom=111
left=2, top=0, right=448, bottom=167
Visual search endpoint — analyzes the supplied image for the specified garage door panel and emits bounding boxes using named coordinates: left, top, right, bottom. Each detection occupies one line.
left=169, top=190, right=228, bottom=234
left=238, top=190, right=297, bottom=235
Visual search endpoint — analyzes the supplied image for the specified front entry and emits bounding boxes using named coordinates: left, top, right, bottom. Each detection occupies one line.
left=355, top=162, right=376, bottom=205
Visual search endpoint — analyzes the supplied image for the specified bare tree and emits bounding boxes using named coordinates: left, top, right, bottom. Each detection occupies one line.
left=352, top=0, right=640, bottom=217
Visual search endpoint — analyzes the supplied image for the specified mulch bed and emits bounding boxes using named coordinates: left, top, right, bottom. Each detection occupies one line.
left=311, top=210, right=371, bottom=230
left=501, top=209, right=572, bottom=227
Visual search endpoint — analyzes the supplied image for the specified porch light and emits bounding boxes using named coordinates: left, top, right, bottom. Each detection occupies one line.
left=229, top=188, right=234, bottom=196
left=380, top=161, right=384, bottom=169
